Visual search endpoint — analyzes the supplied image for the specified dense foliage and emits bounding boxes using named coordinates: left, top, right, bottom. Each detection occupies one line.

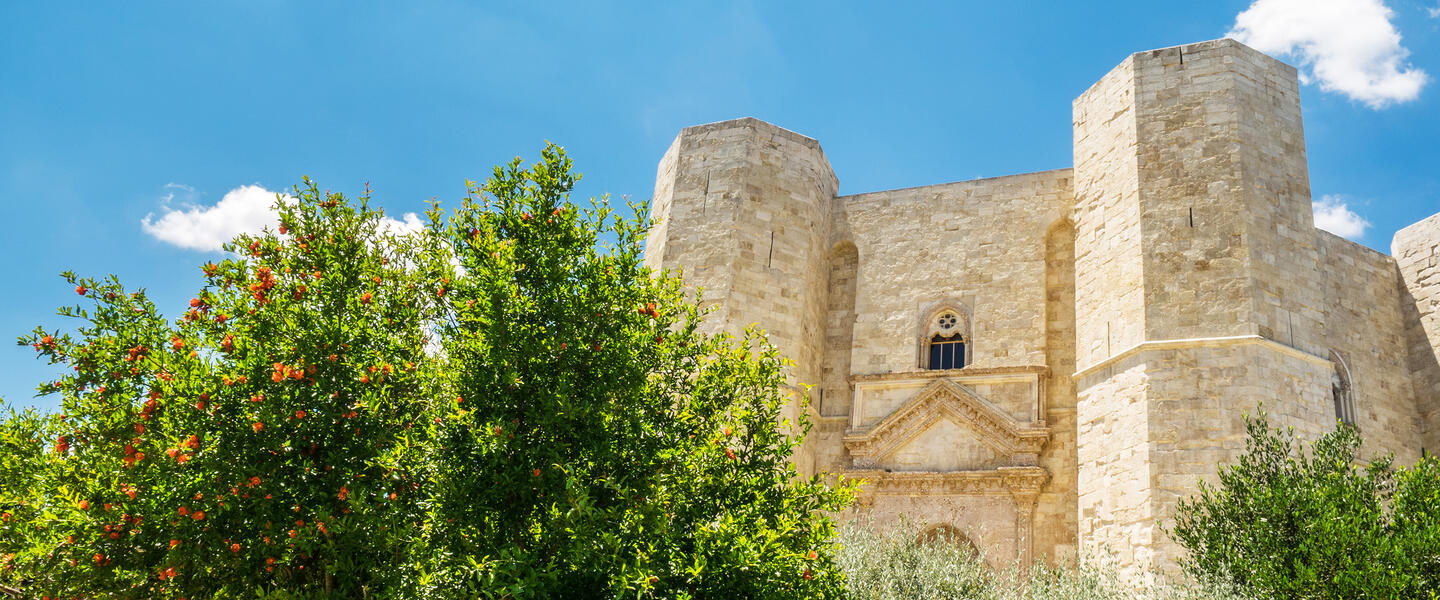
left=1172, top=410, right=1440, bottom=598
left=835, top=519, right=1241, bottom=600
left=0, top=145, right=855, bottom=598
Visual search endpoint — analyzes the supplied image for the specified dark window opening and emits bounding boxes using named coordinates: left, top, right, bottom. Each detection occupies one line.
left=928, top=334, right=966, bottom=370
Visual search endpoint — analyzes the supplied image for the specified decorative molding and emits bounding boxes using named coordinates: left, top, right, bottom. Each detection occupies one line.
left=844, top=379, right=1051, bottom=467
left=851, top=365, right=1048, bottom=383
left=1072, top=334, right=1332, bottom=379
left=848, top=466, right=1050, bottom=497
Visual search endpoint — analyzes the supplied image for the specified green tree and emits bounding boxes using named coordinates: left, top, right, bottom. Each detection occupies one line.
left=1171, top=409, right=1440, bottom=598
left=0, top=144, right=855, bottom=598
left=409, top=145, right=856, bottom=598
left=1, top=180, right=451, bottom=597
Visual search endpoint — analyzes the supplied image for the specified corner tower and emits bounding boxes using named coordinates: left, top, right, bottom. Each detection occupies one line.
left=1394, top=216, right=1440, bottom=453
left=643, top=118, right=839, bottom=474
left=1071, top=39, right=1335, bottom=573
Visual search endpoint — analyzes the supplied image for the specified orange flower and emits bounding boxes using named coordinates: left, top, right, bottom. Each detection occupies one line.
left=252, top=422, right=264, bottom=433
left=337, top=486, right=348, bottom=501
left=191, top=510, right=205, bottom=521
left=249, top=476, right=262, bottom=487
left=78, top=500, right=89, bottom=511
left=169, top=539, right=181, bottom=549
left=230, top=543, right=241, bottom=553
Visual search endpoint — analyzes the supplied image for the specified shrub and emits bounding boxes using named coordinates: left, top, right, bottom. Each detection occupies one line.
left=1172, top=409, right=1440, bottom=598
left=835, top=519, right=1242, bottom=600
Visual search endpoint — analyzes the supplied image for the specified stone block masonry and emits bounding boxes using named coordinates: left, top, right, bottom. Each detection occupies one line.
left=643, top=38, right=1438, bottom=577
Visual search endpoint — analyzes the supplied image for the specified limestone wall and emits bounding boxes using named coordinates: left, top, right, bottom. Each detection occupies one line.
left=1132, top=42, right=1323, bottom=353
left=832, top=169, right=1074, bottom=377
left=643, top=117, right=839, bottom=475
left=643, top=37, right=1435, bottom=579
left=1319, top=232, right=1423, bottom=463
left=828, top=170, right=1076, bottom=565
left=1072, top=40, right=1333, bottom=577
left=1394, top=213, right=1440, bottom=453
left=821, top=243, right=859, bottom=418
left=1073, top=55, right=1145, bottom=371
left=1039, top=220, right=1078, bottom=562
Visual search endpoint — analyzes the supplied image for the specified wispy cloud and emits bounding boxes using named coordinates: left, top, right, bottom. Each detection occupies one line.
left=1228, top=0, right=1427, bottom=108
left=1313, top=195, right=1371, bottom=240
left=142, top=184, right=422, bottom=252
left=1429, top=2, right=1440, bottom=18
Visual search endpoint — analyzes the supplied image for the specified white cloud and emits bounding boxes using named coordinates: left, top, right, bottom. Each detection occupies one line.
left=1313, top=195, right=1371, bottom=239
left=142, top=185, right=290, bottom=251
left=378, top=212, right=425, bottom=236
left=142, top=184, right=424, bottom=251
left=1228, top=0, right=1427, bottom=108
left=1429, top=3, right=1440, bottom=18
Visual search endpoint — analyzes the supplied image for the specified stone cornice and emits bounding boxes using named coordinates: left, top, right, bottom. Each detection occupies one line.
left=851, top=365, right=1049, bottom=383
left=1072, top=335, right=1332, bottom=379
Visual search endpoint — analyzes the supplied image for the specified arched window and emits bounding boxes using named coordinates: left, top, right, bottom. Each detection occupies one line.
left=917, top=523, right=979, bottom=558
left=919, top=304, right=971, bottom=370
left=1330, top=350, right=1356, bottom=428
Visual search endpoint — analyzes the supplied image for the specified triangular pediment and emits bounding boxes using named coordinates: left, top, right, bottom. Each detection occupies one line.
left=844, top=379, right=1050, bottom=469
left=879, top=419, right=1002, bottom=471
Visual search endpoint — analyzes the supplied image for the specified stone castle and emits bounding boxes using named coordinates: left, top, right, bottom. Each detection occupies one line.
left=641, top=39, right=1440, bottom=573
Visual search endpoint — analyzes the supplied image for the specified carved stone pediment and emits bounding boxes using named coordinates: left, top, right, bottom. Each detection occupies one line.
left=843, top=378, right=1050, bottom=469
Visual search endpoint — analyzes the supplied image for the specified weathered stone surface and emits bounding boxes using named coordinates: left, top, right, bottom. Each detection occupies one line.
left=643, top=38, right=1438, bottom=577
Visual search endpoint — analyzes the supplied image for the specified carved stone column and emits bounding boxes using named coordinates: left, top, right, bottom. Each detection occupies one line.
left=1001, top=466, right=1048, bottom=568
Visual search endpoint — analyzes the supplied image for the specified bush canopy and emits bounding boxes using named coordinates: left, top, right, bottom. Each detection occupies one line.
left=1172, top=410, right=1440, bottom=598
left=0, top=144, right=855, bottom=599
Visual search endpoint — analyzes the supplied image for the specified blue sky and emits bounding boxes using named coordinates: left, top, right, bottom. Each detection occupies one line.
left=3, top=1, right=1439, bottom=410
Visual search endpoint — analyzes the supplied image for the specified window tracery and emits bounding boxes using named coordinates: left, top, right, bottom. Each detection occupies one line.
left=918, top=301, right=972, bottom=370
left=1330, top=350, right=1356, bottom=428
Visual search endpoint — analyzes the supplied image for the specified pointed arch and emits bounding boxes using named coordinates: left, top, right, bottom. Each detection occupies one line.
left=1330, top=349, right=1357, bottom=428
left=917, top=299, right=972, bottom=370
left=918, top=523, right=980, bottom=557
left=821, top=241, right=859, bottom=416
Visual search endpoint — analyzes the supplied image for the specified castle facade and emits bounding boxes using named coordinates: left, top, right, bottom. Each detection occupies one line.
left=642, top=38, right=1440, bottom=573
